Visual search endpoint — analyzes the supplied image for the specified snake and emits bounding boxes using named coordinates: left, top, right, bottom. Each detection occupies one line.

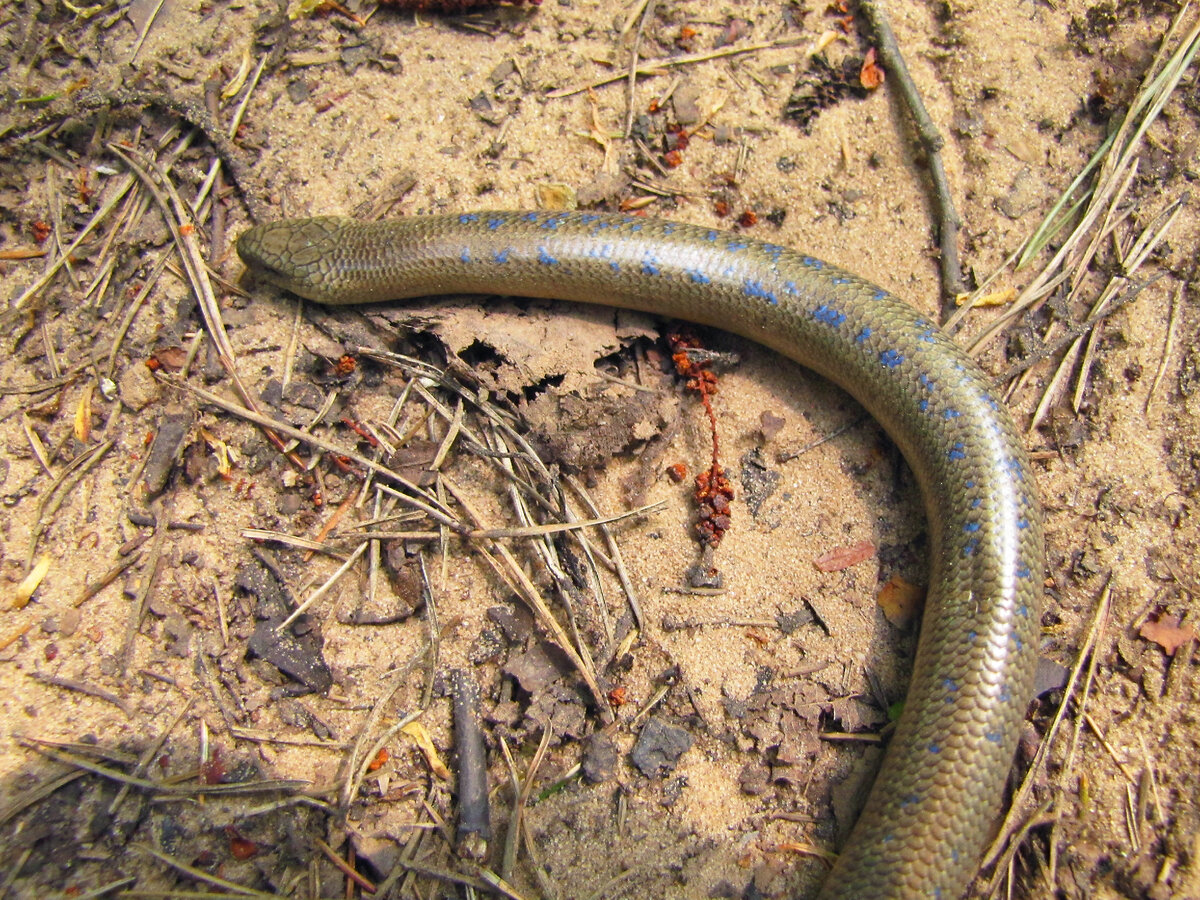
left=237, top=211, right=1043, bottom=899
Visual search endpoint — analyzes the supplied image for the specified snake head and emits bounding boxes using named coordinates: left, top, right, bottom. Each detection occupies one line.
left=237, top=217, right=354, bottom=302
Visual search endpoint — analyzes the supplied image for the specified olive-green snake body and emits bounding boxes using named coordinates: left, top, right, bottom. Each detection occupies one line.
left=238, top=211, right=1043, bottom=899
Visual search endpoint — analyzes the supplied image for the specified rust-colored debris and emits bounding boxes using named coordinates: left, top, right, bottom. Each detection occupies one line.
left=377, top=0, right=540, bottom=10
left=668, top=329, right=734, bottom=547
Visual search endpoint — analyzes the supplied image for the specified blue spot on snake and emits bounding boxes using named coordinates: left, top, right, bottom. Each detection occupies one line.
left=727, top=241, right=747, bottom=251
left=919, top=400, right=929, bottom=412
left=524, top=212, right=540, bottom=222
left=642, top=255, right=661, bottom=276
left=856, top=327, right=872, bottom=343
left=705, top=230, right=719, bottom=242
left=493, top=249, right=510, bottom=263
left=688, top=269, right=711, bottom=284
left=963, top=522, right=980, bottom=533
left=985, top=731, right=1003, bottom=744
left=813, top=305, right=846, bottom=327
left=873, top=288, right=887, bottom=301
left=538, top=247, right=559, bottom=266
left=579, top=214, right=600, bottom=224
left=948, top=443, right=966, bottom=461
left=460, top=248, right=471, bottom=263
left=802, top=256, right=824, bottom=269
left=963, top=538, right=979, bottom=557
left=943, top=408, right=961, bottom=419
left=459, top=213, right=479, bottom=224
left=929, top=743, right=941, bottom=754
left=880, top=349, right=904, bottom=368
left=487, top=217, right=504, bottom=230
left=744, top=280, right=778, bottom=305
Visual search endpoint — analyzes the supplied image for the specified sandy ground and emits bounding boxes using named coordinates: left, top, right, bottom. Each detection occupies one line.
left=0, top=0, right=1197, bottom=898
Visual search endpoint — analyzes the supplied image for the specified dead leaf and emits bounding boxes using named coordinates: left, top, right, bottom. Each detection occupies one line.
left=14, top=556, right=50, bottom=609
left=860, top=47, right=884, bottom=89
left=74, top=383, right=93, bottom=443
left=813, top=540, right=876, bottom=573
left=877, top=574, right=924, bottom=628
left=401, top=721, right=450, bottom=779
left=1139, top=614, right=1197, bottom=656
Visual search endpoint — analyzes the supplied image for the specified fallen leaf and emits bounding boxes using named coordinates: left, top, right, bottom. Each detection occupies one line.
left=74, top=383, right=93, bottom=443
left=14, top=556, right=51, bottom=609
left=860, top=47, right=884, bottom=89
left=956, top=286, right=1017, bottom=308
left=813, top=540, right=876, bottom=573
left=877, top=574, right=924, bottom=628
left=1139, top=614, right=1197, bottom=656
left=401, top=721, right=450, bottom=779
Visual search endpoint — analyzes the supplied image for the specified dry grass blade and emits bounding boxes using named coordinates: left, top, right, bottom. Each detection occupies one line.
left=390, top=858, right=527, bottom=899
left=565, top=472, right=644, bottom=631
left=27, top=438, right=114, bottom=567
left=981, top=578, right=1113, bottom=880
left=49, top=876, right=137, bottom=898
left=239, top=528, right=354, bottom=557
left=105, top=143, right=239, bottom=369
left=1019, top=6, right=1198, bottom=271
left=1025, top=190, right=1180, bottom=432
left=137, top=845, right=278, bottom=898
left=313, top=835, right=376, bottom=893
left=948, top=6, right=1199, bottom=354
left=27, top=672, right=132, bottom=717
left=1144, top=282, right=1182, bottom=416
left=120, top=893, right=277, bottom=899
left=278, top=541, right=368, bottom=628
left=16, top=736, right=309, bottom=796
left=360, top=346, right=645, bottom=664
left=0, top=770, right=85, bottom=827
left=106, top=698, right=196, bottom=819
left=441, top=474, right=610, bottom=716
left=545, top=37, right=802, bottom=98
left=462, top=501, right=664, bottom=539
left=340, top=642, right=433, bottom=807
left=105, top=248, right=172, bottom=377
left=158, top=374, right=462, bottom=530
left=8, top=166, right=137, bottom=314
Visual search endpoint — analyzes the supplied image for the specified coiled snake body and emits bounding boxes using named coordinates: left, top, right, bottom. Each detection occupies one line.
left=238, top=211, right=1043, bottom=899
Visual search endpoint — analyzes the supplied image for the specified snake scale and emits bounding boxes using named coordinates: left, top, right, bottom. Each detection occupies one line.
left=237, top=211, right=1043, bottom=899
